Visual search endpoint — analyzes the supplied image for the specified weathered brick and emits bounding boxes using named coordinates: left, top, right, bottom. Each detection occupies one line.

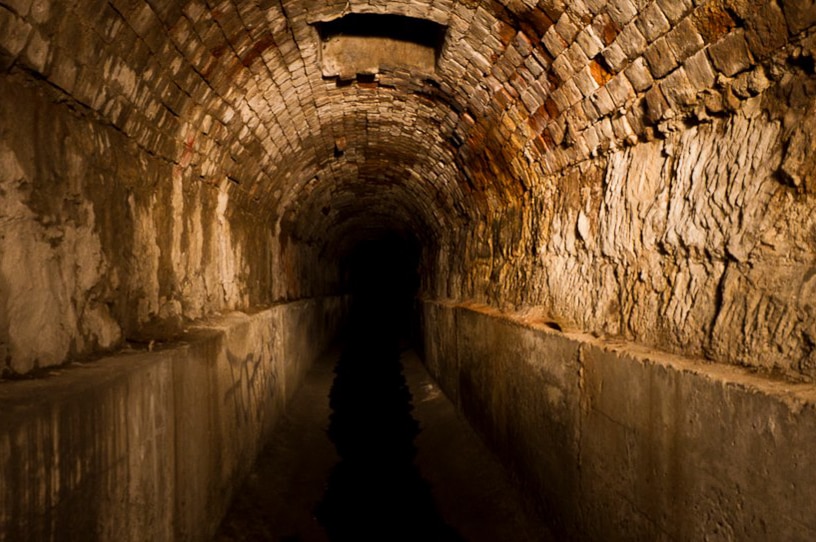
left=606, top=0, right=638, bottom=27
left=601, top=42, right=627, bottom=72
left=555, top=12, right=581, bottom=43
left=708, top=29, right=754, bottom=76
left=574, top=64, right=600, bottom=96
left=624, top=57, right=653, bottom=92
left=683, top=48, right=716, bottom=92
left=656, top=0, right=693, bottom=24
left=644, top=84, right=670, bottom=122
left=576, top=26, right=605, bottom=59
left=616, top=21, right=648, bottom=59
left=0, top=6, right=32, bottom=60
left=661, top=67, right=696, bottom=108
left=542, top=26, right=568, bottom=57
left=589, top=85, right=616, bottom=117
left=22, top=27, right=49, bottom=72
left=665, top=17, right=704, bottom=63
left=781, top=0, right=816, bottom=34
left=644, top=36, right=678, bottom=78
left=606, top=72, right=635, bottom=107
left=636, top=2, right=671, bottom=42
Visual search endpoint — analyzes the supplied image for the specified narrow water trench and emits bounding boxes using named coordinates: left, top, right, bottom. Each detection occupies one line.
left=215, top=235, right=553, bottom=541
left=315, top=322, right=462, bottom=541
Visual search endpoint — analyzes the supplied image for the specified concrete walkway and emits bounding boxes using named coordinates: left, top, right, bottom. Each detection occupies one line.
left=214, top=345, right=554, bottom=541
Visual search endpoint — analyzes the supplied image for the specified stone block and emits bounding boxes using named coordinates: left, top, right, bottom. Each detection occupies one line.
left=543, top=26, right=568, bottom=57
left=665, top=17, right=705, bottom=63
left=742, top=2, right=790, bottom=59
left=656, top=0, right=693, bottom=24
left=601, top=42, right=627, bottom=72
left=606, top=73, right=635, bottom=107
left=22, top=27, right=48, bottom=72
left=0, top=6, right=32, bottom=61
left=561, top=77, right=584, bottom=107
left=624, top=57, right=654, bottom=91
left=555, top=12, right=581, bottom=43
left=781, top=0, right=816, bottom=34
left=565, top=41, right=590, bottom=71
left=616, top=21, right=648, bottom=59
left=592, top=12, right=621, bottom=46
left=683, top=48, right=716, bottom=92
left=661, top=67, right=696, bottom=108
left=589, top=85, right=616, bottom=117
left=576, top=26, right=605, bottom=59
left=552, top=53, right=574, bottom=81
left=644, top=36, right=678, bottom=78
left=644, top=85, right=670, bottom=123
left=708, top=29, right=753, bottom=76
left=636, top=2, right=671, bottom=42
left=574, top=64, right=600, bottom=96
left=606, top=0, right=638, bottom=27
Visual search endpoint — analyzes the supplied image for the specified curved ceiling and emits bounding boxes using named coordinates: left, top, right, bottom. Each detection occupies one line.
left=3, top=0, right=796, bottom=253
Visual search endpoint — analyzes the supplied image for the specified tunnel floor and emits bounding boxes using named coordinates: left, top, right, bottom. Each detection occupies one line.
left=214, top=332, right=554, bottom=541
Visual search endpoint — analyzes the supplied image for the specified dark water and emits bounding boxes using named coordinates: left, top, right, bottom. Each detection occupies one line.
left=315, top=312, right=462, bottom=542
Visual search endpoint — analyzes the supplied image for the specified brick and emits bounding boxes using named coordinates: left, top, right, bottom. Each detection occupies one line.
left=644, top=85, right=670, bottom=123
left=561, top=77, right=584, bottom=107
left=683, top=49, right=716, bottom=92
left=525, top=55, right=546, bottom=77
left=22, top=27, right=49, bottom=72
left=555, top=12, right=581, bottom=43
left=542, top=26, right=568, bottom=57
left=708, top=29, right=754, bottom=76
left=612, top=113, right=635, bottom=141
left=0, top=6, right=32, bottom=60
left=782, top=0, right=816, bottom=34
left=574, top=64, right=600, bottom=96
left=606, top=73, right=635, bottom=107
left=665, top=17, right=704, bottom=63
left=593, top=13, right=621, bottom=46
left=576, top=26, right=605, bottom=59
left=589, top=85, right=616, bottom=117
left=606, top=0, right=638, bottom=27
left=616, top=22, right=648, bottom=59
left=644, top=36, right=678, bottom=79
left=565, top=42, right=590, bottom=71
left=624, top=58, right=654, bottom=92
left=584, top=0, right=610, bottom=16
left=601, top=42, right=627, bottom=72
left=552, top=53, right=574, bottom=81
left=656, top=0, right=693, bottom=24
left=636, top=2, right=671, bottom=42
left=661, top=67, right=696, bottom=108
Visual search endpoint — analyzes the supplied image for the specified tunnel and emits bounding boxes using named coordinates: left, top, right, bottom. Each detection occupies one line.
left=2, top=0, right=816, bottom=539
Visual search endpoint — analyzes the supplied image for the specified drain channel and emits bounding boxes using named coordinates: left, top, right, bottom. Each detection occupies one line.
left=316, top=326, right=462, bottom=541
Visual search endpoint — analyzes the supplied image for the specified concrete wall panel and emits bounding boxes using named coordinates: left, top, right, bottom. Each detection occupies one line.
left=423, top=300, right=816, bottom=541
left=0, top=296, right=347, bottom=541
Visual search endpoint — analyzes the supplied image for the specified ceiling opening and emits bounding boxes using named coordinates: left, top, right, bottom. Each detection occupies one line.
left=314, top=14, right=447, bottom=79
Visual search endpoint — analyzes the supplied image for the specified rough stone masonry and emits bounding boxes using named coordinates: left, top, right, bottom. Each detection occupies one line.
left=1, top=0, right=816, bottom=540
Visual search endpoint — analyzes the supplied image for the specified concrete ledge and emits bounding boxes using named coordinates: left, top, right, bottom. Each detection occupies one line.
left=421, top=300, right=816, bottom=541
left=0, top=296, right=347, bottom=541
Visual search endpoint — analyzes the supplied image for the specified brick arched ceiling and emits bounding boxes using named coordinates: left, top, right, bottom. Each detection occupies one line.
left=3, top=0, right=812, bottom=254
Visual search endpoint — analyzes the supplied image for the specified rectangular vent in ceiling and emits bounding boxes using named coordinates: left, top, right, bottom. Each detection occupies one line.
left=314, top=14, right=447, bottom=79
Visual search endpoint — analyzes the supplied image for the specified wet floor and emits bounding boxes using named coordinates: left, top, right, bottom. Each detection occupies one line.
left=214, top=327, right=554, bottom=542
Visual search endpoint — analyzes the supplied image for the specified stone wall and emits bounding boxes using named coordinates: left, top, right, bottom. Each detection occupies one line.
left=0, top=297, right=346, bottom=541
left=436, top=59, right=816, bottom=382
left=0, top=71, right=337, bottom=377
left=422, top=300, right=816, bottom=540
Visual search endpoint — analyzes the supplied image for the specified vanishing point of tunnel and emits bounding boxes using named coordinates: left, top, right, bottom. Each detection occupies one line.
left=2, top=0, right=816, bottom=540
